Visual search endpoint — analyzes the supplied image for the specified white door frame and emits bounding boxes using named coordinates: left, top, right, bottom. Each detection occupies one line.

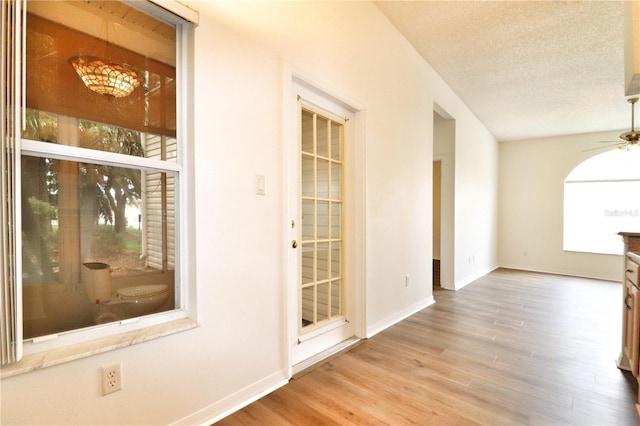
left=283, top=65, right=366, bottom=377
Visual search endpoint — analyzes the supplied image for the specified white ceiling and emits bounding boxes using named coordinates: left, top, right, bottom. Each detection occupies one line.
left=375, top=1, right=633, bottom=142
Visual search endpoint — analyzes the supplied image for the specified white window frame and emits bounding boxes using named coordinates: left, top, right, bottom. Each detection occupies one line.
left=1, top=0, right=199, bottom=376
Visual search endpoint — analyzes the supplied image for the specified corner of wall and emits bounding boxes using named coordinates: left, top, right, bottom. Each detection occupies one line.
left=366, top=297, right=435, bottom=339
left=454, top=265, right=499, bottom=291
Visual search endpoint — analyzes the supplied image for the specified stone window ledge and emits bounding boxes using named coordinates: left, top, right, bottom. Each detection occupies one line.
left=1, top=318, right=199, bottom=379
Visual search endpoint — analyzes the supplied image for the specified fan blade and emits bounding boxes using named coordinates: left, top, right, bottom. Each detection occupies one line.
left=583, top=143, right=622, bottom=152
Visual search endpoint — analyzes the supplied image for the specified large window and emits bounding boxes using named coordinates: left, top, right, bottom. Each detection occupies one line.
left=563, top=148, right=640, bottom=255
left=2, top=0, right=194, bottom=366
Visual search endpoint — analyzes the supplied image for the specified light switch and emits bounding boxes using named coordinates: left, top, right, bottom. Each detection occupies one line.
left=256, top=174, right=266, bottom=196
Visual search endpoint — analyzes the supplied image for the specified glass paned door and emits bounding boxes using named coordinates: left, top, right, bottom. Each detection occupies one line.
left=300, top=107, right=343, bottom=331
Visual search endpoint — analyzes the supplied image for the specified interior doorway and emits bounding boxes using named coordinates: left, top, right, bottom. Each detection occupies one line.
left=433, top=106, right=455, bottom=290
left=433, top=160, right=442, bottom=289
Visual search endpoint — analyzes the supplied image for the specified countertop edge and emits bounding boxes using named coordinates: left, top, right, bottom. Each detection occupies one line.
left=628, top=252, right=640, bottom=264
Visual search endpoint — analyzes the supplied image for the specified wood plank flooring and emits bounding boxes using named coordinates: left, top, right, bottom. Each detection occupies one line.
left=216, top=268, right=640, bottom=425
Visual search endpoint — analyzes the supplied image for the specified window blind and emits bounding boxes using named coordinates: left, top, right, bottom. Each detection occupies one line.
left=1, top=0, right=23, bottom=366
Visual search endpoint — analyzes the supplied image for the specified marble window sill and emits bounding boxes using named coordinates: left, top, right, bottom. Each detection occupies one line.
left=0, top=318, right=199, bottom=379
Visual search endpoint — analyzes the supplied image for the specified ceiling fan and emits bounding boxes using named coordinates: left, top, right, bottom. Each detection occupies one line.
left=586, top=97, right=640, bottom=152
left=616, top=97, right=639, bottom=148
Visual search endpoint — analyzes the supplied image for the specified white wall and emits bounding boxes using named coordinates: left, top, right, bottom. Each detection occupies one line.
left=433, top=103, right=499, bottom=290
left=499, top=130, right=625, bottom=281
left=453, top=115, right=500, bottom=289
left=1, top=2, right=500, bottom=424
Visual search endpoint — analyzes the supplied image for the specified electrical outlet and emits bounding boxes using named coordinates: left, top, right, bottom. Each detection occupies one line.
left=102, top=364, right=122, bottom=395
left=405, top=275, right=410, bottom=287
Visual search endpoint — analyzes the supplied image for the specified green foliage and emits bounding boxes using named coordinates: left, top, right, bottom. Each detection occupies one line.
left=91, top=225, right=125, bottom=257
left=122, top=229, right=142, bottom=253
left=23, top=109, right=57, bottom=143
left=27, top=197, right=57, bottom=250
left=78, top=120, right=143, bottom=233
left=90, top=225, right=141, bottom=258
left=21, top=110, right=145, bottom=278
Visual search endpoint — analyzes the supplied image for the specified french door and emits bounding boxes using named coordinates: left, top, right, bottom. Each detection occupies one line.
left=300, top=106, right=344, bottom=331
left=290, top=83, right=356, bottom=368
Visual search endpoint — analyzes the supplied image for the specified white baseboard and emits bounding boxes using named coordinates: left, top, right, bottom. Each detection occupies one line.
left=171, top=369, right=289, bottom=426
left=497, top=264, right=620, bottom=283
left=366, top=296, right=435, bottom=338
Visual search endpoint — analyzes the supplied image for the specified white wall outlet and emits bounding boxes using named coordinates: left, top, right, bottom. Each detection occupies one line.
left=102, top=363, right=122, bottom=395
left=405, top=275, right=410, bottom=287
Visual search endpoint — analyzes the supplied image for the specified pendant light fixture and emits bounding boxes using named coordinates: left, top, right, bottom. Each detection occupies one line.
left=69, top=15, right=140, bottom=98
left=70, top=56, right=140, bottom=98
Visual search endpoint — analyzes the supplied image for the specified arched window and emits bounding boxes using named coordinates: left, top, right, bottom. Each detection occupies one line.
left=563, top=148, right=640, bottom=255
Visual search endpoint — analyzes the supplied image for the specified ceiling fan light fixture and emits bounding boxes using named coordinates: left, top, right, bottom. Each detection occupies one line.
left=585, top=98, right=640, bottom=152
left=70, top=56, right=140, bottom=98
left=618, top=97, right=640, bottom=145
left=619, top=130, right=640, bottom=143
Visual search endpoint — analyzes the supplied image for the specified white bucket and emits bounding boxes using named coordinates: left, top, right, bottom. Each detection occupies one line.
left=82, top=262, right=112, bottom=304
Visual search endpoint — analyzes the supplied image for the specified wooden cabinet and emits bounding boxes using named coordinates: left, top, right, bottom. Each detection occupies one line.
left=623, top=258, right=640, bottom=376
left=617, top=232, right=640, bottom=373
left=617, top=233, right=640, bottom=415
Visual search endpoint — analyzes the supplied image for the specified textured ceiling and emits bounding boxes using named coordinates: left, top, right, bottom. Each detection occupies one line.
left=375, top=1, right=631, bottom=142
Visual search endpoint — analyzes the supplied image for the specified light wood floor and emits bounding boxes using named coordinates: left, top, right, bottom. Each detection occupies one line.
left=217, top=268, right=640, bottom=425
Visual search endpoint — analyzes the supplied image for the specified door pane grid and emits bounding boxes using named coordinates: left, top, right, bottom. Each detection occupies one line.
left=300, top=106, right=343, bottom=331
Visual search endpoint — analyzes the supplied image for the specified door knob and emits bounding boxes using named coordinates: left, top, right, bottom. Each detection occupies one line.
left=292, top=240, right=298, bottom=248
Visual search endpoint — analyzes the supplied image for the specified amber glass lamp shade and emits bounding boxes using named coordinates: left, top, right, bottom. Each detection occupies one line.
left=70, top=56, right=140, bottom=98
